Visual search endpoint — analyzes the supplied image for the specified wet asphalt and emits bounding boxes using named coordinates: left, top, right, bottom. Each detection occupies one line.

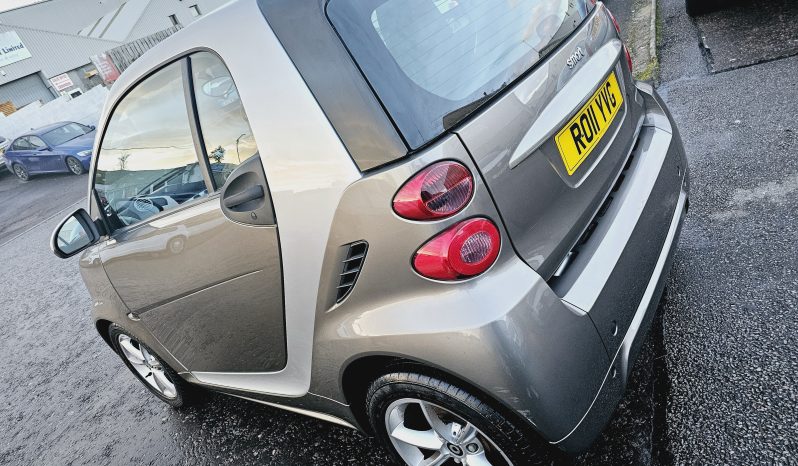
left=2, top=1, right=797, bottom=464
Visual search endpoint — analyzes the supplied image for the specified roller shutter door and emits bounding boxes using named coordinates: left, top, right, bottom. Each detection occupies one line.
left=0, top=73, right=55, bottom=109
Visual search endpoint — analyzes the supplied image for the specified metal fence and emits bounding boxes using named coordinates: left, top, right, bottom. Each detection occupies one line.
left=106, top=26, right=183, bottom=74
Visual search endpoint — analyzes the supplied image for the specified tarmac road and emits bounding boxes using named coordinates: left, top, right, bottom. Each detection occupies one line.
left=0, top=170, right=86, bottom=245
left=1, top=0, right=797, bottom=464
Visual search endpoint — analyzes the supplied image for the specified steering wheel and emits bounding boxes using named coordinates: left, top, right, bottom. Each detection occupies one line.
left=133, top=197, right=163, bottom=212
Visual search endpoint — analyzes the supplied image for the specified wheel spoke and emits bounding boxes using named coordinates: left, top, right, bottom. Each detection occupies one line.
left=456, top=423, right=478, bottom=444
left=421, top=451, right=451, bottom=466
left=465, top=451, right=492, bottom=466
left=140, top=346, right=154, bottom=366
left=152, top=369, right=176, bottom=398
left=390, top=424, right=444, bottom=451
left=118, top=338, right=146, bottom=366
left=419, top=401, right=457, bottom=443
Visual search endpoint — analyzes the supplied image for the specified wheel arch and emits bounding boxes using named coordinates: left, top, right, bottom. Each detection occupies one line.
left=339, top=354, right=541, bottom=440
left=95, top=319, right=114, bottom=348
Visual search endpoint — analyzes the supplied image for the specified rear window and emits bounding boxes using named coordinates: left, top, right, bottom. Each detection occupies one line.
left=328, top=0, right=593, bottom=149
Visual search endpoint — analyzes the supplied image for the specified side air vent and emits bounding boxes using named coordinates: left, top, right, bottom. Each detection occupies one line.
left=336, top=241, right=368, bottom=303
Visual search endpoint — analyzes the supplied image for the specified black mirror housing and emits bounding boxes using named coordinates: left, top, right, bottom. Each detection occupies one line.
left=51, top=208, right=102, bottom=259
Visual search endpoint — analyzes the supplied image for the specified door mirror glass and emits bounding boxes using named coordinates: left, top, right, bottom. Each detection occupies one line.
left=51, top=209, right=101, bottom=258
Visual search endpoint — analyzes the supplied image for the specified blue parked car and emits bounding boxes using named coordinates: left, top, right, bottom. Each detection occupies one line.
left=5, top=121, right=96, bottom=181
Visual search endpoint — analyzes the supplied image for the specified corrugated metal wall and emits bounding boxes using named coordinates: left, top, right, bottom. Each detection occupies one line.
left=0, top=73, right=54, bottom=108
left=0, top=24, right=120, bottom=84
left=0, top=0, right=126, bottom=36
left=106, top=26, right=181, bottom=73
left=125, top=0, right=228, bottom=41
left=65, top=64, right=104, bottom=93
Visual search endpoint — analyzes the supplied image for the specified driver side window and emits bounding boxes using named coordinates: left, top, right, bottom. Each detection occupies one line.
left=94, top=60, right=208, bottom=228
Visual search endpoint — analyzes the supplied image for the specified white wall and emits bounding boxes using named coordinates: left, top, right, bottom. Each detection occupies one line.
left=0, top=85, right=108, bottom=141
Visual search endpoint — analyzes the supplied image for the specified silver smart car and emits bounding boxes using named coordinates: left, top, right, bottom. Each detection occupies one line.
left=52, top=0, right=689, bottom=464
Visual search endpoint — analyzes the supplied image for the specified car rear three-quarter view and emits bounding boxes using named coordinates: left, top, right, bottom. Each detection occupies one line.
left=51, top=1, right=689, bottom=465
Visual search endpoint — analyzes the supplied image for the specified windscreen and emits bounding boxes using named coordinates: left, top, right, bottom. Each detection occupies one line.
left=328, top=0, right=593, bottom=148
left=43, top=123, right=90, bottom=147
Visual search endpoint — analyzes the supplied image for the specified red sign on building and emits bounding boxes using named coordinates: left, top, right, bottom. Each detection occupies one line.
left=90, top=53, right=121, bottom=85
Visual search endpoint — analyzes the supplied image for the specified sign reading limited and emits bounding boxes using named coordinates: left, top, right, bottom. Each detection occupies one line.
left=0, top=31, right=31, bottom=68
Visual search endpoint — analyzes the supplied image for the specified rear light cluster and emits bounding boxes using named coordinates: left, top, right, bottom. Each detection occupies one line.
left=606, top=7, right=634, bottom=72
left=393, top=161, right=473, bottom=220
left=413, top=219, right=500, bottom=280
left=624, top=46, right=634, bottom=72
left=392, top=161, right=500, bottom=281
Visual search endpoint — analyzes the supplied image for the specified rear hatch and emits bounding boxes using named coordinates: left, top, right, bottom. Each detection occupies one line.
left=454, top=4, right=643, bottom=278
left=329, top=0, right=642, bottom=278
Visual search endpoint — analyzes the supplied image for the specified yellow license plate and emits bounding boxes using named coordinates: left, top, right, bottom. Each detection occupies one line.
left=555, top=72, right=624, bottom=175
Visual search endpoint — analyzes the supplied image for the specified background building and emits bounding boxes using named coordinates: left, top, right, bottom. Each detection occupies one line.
left=0, top=0, right=227, bottom=112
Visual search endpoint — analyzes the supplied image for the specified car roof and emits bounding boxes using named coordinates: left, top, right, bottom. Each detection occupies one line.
left=18, top=121, right=76, bottom=138
left=102, top=0, right=405, bottom=172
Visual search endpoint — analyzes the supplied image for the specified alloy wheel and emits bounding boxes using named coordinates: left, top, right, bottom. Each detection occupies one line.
left=13, top=164, right=28, bottom=181
left=385, top=398, right=513, bottom=466
left=67, top=158, right=83, bottom=175
left=117, top=334, right=177, bottom=399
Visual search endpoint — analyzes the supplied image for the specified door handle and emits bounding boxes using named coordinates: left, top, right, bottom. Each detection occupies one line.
left=223, top=185, right=264, bottom=209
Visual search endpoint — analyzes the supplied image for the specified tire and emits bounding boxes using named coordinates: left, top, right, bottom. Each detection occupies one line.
left=12, top=163, right=29, bottom=181
left=367, top=372, right=550, bottom=465
left=66, top=156, right=84, bottom=175
left=108, top=324, right=200, bottom=408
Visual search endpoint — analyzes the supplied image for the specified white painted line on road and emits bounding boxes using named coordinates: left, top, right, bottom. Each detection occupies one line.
left=0, top=200, right=84, bottom=249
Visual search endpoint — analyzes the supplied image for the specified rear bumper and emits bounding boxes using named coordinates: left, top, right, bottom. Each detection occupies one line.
left=551, top=82, right=689, bottom=451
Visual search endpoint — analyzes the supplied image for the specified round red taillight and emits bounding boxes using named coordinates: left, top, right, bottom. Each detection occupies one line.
left=393, top=161, right=474, bottom=220
left=413, top=218, right=501, bottom=280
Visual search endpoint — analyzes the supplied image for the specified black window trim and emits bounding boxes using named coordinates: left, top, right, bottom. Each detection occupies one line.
left=182, top=56, right=217, bottom=193
left=90, top=48, right=248, bottom=237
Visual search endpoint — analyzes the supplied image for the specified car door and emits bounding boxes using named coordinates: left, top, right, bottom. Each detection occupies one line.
left=27, top=135, right=60, bottom=172
left=94, top=55, right=286, bottom=373
left=13, top=137, right=41, bottom=172
left=4, top=139, right=24, bottom=168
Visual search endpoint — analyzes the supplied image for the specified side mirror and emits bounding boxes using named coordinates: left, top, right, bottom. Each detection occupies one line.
left=38, top=146, right=51, bottom=152
left=89, top=125, right=96, bottom=131
left=51, top=209, right=102, bottom=258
